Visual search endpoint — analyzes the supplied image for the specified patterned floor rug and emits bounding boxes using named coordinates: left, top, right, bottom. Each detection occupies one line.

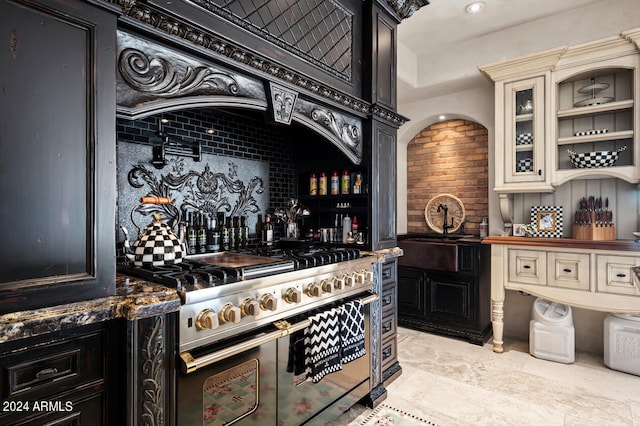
left=356, top=404, right=438, bottom=426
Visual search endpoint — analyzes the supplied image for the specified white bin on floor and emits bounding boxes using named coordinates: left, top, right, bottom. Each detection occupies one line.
left=529, top=298, right=575, bottom=364
left=604, top=313, right=640, bottom=376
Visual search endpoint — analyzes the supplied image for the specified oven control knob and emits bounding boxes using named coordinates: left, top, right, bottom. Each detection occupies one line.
left=306, top=283, right=323, bottom=297
left=333, top=276, right=344, bottom=290
left=320, top=279, right=333, bottom=293
left=344, top=273, right=356, bottom=287
left=219, top=303, right=242, bottom=324
left=241, top=298, right=260, bottom=317
left=364, top=270, right=373, bottom=282
left=355, top=271, right=366, bottom=284
left=284, top=288, right=302, bottom=304
left=195, top=308, right=219, bottom=330
left=260, top=294, right=278, bottom=311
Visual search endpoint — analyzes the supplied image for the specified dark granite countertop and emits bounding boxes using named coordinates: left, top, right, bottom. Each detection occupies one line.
left=0, top=274, right=180, bottom=344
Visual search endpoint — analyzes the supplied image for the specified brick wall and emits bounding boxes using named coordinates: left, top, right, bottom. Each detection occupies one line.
left=406, top=119, right=488, bottom=235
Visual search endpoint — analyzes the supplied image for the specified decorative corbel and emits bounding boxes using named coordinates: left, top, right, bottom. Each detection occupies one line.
left=267, top=82, right=298, bottom=125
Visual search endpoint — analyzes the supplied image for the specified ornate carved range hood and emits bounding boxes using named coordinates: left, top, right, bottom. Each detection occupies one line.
left=112, top=0, right=427, bottom=164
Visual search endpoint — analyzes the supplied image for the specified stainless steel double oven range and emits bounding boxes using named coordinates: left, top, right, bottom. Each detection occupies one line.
left=123, top=245, right=377, bottom=425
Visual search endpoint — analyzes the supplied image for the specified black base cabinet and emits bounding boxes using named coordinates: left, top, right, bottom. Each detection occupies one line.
left=0, top=322, right=121, bottom=426
left=398, top=240, right=492, bottom=345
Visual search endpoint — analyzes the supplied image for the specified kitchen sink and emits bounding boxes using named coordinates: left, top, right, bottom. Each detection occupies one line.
left=398, top=237, right=460, bottom=272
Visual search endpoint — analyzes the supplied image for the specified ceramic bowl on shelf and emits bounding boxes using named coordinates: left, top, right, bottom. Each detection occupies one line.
left=567, top=146, right=626, bottom=168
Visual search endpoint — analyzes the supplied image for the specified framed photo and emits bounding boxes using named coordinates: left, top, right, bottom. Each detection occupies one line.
left=530, top=206, right=563, bottom=238
left=513, top=223, right=524, bottom=236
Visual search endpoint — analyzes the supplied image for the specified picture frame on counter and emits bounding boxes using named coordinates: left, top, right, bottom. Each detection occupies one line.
left=513, top=223, right=525, bottom=236
left=531, top=205, right=563, bottom=238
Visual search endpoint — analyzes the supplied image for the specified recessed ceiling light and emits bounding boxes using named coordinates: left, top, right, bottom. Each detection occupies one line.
left=465, top=2, right=485, bottom=13
left=439, top=115, right=446, bottom=121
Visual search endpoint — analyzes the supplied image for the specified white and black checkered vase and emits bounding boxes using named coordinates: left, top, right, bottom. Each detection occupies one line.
left=131, top=214, right=185, bottom=267
left=567, top=146, right=626, bottom=168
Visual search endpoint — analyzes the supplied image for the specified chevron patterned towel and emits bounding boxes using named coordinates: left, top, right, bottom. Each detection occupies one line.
left=305, top=308, right=342, bottom=383
left=340, top=300, right=366, bottom=364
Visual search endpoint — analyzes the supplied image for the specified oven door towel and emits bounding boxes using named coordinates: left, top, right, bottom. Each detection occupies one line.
left=303, top=301, right=366, bottom=383
left=340, top=300, right=365, bottom=363
left=305, top=309, right=342, bottom=383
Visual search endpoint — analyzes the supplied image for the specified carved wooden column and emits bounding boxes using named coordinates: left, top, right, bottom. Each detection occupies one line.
left=126, top=313, right=177, bottom=426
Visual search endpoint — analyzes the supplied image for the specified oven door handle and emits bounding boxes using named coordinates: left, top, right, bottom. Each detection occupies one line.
left=179, top=292, right=379, bottom=374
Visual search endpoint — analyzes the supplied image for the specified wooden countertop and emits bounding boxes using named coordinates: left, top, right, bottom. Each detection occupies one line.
left=482, top=235, right=640, bottom=252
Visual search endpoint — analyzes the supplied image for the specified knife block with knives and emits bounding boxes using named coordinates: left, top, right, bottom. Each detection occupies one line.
left=571, top=196, right=616, bottom=240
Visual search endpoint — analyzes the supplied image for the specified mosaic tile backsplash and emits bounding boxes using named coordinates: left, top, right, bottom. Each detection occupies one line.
left=116, top=108, right=297, bottom=244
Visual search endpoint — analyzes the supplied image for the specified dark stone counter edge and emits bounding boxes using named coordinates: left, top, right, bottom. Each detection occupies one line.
left=0, top=273, right=181, bottom=345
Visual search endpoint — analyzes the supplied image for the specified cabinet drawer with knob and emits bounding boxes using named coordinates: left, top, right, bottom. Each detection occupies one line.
left=597, top=255, right=640, bottom=296
left=0, top=329, right=104, bottom=402
left=508, top=249, right=546, bottom=285
left=548, top=252, right=590, bottom=290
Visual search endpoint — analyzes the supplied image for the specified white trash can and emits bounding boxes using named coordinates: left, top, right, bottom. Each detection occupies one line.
left=529, top=298, right=575, bottom=363
left=604, top=313, right=640, bottom=376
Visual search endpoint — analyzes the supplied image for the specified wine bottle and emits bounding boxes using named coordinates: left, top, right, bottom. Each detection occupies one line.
left=206, top=214, right=220, bottom=252
left=221, top=214, right=230, bottom=251
left=262, top=214, right=274, bottom=246
left=187, top=211, right=197, bottom=254
left=197, top=211, right=207, bottom=253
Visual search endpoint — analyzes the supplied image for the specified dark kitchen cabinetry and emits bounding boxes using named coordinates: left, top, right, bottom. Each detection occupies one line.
left=0, top=322, right=121, bottom=426
left=398, top=239, right=492, bottom=345
left=0, top=0, right=117, bottom=314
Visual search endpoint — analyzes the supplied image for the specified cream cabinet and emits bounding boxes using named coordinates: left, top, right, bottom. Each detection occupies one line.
left=480, top=27, right=640, bottom=199
left=485, top=236, right=640, bottom=353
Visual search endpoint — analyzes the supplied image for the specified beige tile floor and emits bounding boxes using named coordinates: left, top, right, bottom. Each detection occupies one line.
left=341, top=327, right=640, bottom=426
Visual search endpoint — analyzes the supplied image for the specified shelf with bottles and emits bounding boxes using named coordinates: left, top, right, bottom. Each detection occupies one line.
left=303, top=170, right=368, bottom=198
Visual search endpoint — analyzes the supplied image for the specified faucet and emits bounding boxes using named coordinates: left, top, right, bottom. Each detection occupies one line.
left=437, top=203, right=455, bottom=236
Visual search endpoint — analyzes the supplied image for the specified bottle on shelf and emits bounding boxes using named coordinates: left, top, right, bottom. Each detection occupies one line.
left=221, top=214, right=230, bottom=251
left=342, top=213, right=351, bottom=243
left=351, top=215, right=358, bottom=232
left=187, top=211, right=197, bottom=254
left=330, top=170, right=339, bottom=195
left=353, top=173, right=362, bottom=194
left=240, top=216, right=249, bottom=248
left=341, top=169, right=350, bottom=195
left=262, top=214, right=274, bottom=246
left=197, top=211, right=207, bottom=253
left=480, top=217, right=488, bottom=239
left=207, top=213, right=220, bottom=252
left=310, top=172, right=318, bottom=196
left=335, top=213, right=342, bottom=243
left=319, top=172, right=327, bottom=195
left=255, top=214, right=263, bottom=241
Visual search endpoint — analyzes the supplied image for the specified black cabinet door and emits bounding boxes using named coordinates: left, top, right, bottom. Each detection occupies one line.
left=398, top=266, right=426, bottom=317
left=0, top=0, right=117, bottom=313
left=426, top=272, right=477, bottom=327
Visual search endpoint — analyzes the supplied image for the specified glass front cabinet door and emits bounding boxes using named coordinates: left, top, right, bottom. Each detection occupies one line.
left=501, top=76, right=550, bottom=190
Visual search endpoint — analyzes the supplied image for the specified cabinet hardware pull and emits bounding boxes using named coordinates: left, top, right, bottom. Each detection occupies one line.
left=382, top=346, right=392, bottom=359
left=563, top=268, right=572, bottom=273
left=616, top=273, right=626, bottom=278
left=179, top=292, right=379, bottom=374
left=383, top=270, right=391, bottom=278
left=383, top=321, right=392, bottom=332
left=383, top=296, right=392, bottom=305
left=538, top=169, right=542, bottom=176
left=35, top=368, right=59, bottom=379
left=523, top=265, right=531, bottom=269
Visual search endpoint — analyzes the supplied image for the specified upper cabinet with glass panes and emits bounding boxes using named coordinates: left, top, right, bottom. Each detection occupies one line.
left=480, top=27, right=640, bottom=193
